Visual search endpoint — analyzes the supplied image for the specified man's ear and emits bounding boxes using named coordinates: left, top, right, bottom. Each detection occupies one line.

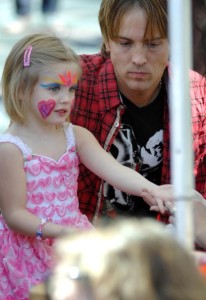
left=105, top=40, right=111, bottom=52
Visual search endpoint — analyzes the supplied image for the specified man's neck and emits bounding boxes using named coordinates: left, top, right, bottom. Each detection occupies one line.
left=120, top=82, right=162, bottom=108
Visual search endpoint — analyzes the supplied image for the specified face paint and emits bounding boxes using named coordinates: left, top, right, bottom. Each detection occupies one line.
left=58, top=71, right=77, bottom=87
left=40, top=83, right=60, bottom=89
left=42, top=72, right=77, bottom=87
left=38, top=99, right=56, bottom=119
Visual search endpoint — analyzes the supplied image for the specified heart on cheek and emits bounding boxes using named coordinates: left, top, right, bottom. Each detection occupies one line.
left=38, top=99, right=56, bottom=119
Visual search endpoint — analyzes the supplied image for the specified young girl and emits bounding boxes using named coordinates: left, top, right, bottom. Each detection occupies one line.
left=0, top=33, right=171, bottom=299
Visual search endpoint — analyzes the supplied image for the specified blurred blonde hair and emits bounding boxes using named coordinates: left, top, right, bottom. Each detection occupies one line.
left=48, top=218, right=206, bottom=300
left=1, top=33, right=82, bottom=123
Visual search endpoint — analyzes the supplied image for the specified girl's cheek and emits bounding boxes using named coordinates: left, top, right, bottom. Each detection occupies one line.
left=69, top=98, right=75, bottom=113
left=38, top=99, right=56, bottom=119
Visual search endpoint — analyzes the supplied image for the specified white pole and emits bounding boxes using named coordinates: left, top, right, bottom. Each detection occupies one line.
left=168, top=0, right=194, bottom=249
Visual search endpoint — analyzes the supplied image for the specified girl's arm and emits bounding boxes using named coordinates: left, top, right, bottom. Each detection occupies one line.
left=74, top=126, right=170, bottom=212
left=0, top=143, right=70, bottom=238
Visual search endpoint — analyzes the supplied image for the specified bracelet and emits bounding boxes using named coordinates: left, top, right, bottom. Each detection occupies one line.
left=36, top=218, right=48, bottom=240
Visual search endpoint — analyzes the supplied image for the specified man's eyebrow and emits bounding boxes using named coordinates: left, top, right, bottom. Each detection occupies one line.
left=117, top=36, right=163, bottom=41
left=117, top=36, right=131, bottom=40
left=144, top=37, right=163, bottom=42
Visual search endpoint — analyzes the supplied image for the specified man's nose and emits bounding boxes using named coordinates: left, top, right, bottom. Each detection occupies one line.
left=131, top=45, right=147, bottom=65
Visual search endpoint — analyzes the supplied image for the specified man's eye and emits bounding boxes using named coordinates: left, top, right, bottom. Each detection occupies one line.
left=119, top=41, right=131, bottom=47
left=145, top=42, right=160, bottom=48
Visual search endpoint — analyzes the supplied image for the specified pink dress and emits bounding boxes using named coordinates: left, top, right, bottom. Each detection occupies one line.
left=0, top=123, right=93, bottom=300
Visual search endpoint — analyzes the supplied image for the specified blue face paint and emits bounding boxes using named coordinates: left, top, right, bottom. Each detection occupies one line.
left=40, top=83, right=61, bottom=89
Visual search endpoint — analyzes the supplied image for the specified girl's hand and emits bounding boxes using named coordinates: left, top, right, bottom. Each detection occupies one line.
left=141, top=184, right=174, bottom=214
left=141, top=189, right=166, bottom=214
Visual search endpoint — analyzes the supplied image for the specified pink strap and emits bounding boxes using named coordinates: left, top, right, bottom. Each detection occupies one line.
left=23, top=45, right=32, bottom=67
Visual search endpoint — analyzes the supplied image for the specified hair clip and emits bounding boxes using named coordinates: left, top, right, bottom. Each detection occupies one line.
left=23, top=45, right=33, bottom=67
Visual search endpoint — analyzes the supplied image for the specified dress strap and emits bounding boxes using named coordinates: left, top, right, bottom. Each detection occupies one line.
left=64, top=123, right=76, bottom=149
left=0, top=134, right=32, bottom=160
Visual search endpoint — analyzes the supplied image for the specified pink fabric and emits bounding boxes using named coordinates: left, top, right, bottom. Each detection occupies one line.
left=0, top=123, right=93, bottom=299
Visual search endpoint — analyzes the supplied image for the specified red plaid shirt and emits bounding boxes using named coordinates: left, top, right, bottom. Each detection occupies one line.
left=70, top=53, right=206, bottom=224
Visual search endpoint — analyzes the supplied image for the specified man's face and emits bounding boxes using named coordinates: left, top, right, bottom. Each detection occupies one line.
left=105, top=8, right=169, bottom=105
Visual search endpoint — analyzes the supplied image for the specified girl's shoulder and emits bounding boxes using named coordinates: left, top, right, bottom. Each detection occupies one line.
left=0, top=133, right=32, bottom=159
left=72, top=124, right=90, bottom=138
left=72, top=124, right=96, bottom=150
left=64, top=122, right=93, bottom=147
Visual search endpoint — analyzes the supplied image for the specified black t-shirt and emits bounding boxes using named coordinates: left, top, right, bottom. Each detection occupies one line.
left=103, top=88, right=164, bottom=218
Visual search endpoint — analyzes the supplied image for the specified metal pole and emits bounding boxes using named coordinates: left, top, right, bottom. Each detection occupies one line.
left=168, top=0, right=194, bottom=249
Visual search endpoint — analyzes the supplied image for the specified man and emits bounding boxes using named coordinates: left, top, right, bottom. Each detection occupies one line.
left=192, top=0, right=206, bottom=76
left=70, top=0, right=206, bottom=224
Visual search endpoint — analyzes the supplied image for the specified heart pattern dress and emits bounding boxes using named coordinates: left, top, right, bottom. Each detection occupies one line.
left=0, top=123, right=93, bottom=300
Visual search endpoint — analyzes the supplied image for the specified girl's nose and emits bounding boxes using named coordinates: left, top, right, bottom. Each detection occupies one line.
left=60, top=90, right=72, bottom=104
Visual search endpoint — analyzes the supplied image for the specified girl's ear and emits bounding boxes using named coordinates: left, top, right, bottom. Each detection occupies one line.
left=19, top=85, right=25, bottom=101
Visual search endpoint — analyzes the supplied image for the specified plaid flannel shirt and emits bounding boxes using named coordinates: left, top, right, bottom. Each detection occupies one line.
left=70, top=53, right=206, bottom=224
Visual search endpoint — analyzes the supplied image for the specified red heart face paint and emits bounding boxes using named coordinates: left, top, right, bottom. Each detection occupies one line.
left=38, top=99, right=56, bottom=119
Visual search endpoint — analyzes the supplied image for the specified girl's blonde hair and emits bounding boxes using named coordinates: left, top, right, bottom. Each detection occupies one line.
left=48, top=218, right=206, bottom=300
left=2, top=33, right=82, bottom=123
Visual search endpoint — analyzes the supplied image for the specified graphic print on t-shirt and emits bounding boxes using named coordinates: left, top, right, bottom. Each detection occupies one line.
left=140, top=129, right=163, bottom=175
left=103, top=91, right=164, bottom=217
left=103, top=123, right=163, bottom=216
left=104, top=123, right=140, bottom=207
